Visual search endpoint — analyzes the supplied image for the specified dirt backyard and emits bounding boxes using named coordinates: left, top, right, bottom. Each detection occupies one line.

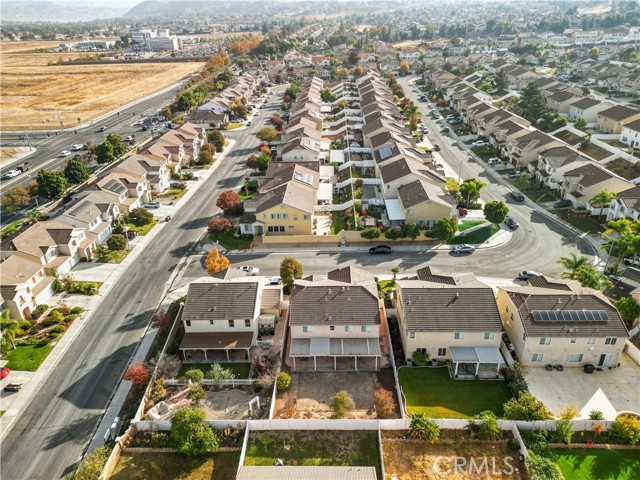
left=202, top=388, right=264, bottom=420
left=274, top=368, right=399, bottom=419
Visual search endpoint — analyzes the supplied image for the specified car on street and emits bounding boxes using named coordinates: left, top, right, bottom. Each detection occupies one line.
left=471, top=140, right=488, bottom=147
left=71, top=144, right=84, bottom=151
left=447, top=118, right=462, bottom=124
left=369, top=245, right=392, bottom=255
left=238, top=266, right=260, bottom=276
left=141, top=125, right=148, bottom=131
left=99, top=126, right=107, bottom=132
left=517, top=271, right=542, bottom=280
left=553, top=199, right=573, bottom=208
left=623, top=257, right=640, bottom=267
left=452, top=244, right=476, bottom=254
left=433, top=144, right=441, bottom=151
left=246, top=121, right=252, bottom=126
left=124, top=135, right=134, bottom=142
left=59, top=150, right=71, bottom=157
left=442, top=127, right=450, bottom=133
left=488, top=157, right=501, bottom=165
left=510, top=191, right=525, bottom=201
left=505, top=216, right=519, bottom=230
left=1, top=169, right=22, bottom=180
left=144, top=201, right=160, bottom=209
left=265, top=276, right=282, bottom=285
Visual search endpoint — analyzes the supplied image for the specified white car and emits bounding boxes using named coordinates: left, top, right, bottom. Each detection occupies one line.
left=238, top=266, right=260, bottom=276
left=59, top=150, right=71, bottom=157
left=125, top=135, right=134, bottom=142
left=488, top=157, right=501, bottom=165
left=471, top=140, right=488, bottom=148
left=71, top=144, right=84, bottom=151
left=265, top=276, right=282, bottom=285
left=1, top=169, right=21, bottom=180
left=144, top=201, right=160, bottom=209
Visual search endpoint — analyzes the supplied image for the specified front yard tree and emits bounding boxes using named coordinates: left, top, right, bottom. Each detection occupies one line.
left=360, top=227, right=381, bottom=239
left=573, top=265, right=612, bottom=290
left=216, top=190, right=241, bottom=210
left=459, top=178, right=486, bottom=206
left=68, top=445, right=111, bottom=480
left=170, top=406, right=220, bottom=457
left=0, top=309, right=20, bottom=352
left=96, top=134, right=127, bottom=164
left=208, top=217, right=234, bottom=233
left=320, top=88, right=338, bottom=102
left=124, top=360, right=151, bottom=385
left=196, top=150, right=214, bottom=165
left=107, top=235, right=127, bottom=251
left=1, top=185, right=33, bottom=212
left=256, top=126, right=277, bottom=142
left=432, top=217, right=458, bottom=242
left=591, top=189, right=616, bottom=221
left=516, top=82, right=548, bottom=124
left=503, top=391, right=553, bottom=421
left=614, top=297, right=640, bottom=328
left=230, top=101, right=248, bottom=120
left=255, top=152, right=272, bottom=172
left=483, top=200, right=509, bottom=226
left=207, top=130, right=225, bottom=152
left=280, top=257, right=303, bottom=285
left=206, top=248, right=231, bottom=275
left=128, top=207, right=154, bottom=226
left=410, top=413, right=440, bottom=442
left=64, top=159, right=90, bottom=184
left=574, top=117, right=587, bottom=130
left=36, top=170, right=69, bottom=200
left=399, top=60, right=410, bottom=76
left=556, top=252, right=589, bottom=279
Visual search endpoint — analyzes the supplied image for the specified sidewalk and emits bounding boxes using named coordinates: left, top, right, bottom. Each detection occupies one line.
left=0, top=139, right=235, bottom=444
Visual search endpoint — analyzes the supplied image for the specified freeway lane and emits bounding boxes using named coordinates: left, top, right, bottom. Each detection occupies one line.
left=0, top=108, right=268, bottom=479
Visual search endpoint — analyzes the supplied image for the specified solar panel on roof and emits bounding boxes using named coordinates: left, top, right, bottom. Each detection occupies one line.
left=379, top=146, right=393, bottom=160
left=531, top=310, right=608, bottom=322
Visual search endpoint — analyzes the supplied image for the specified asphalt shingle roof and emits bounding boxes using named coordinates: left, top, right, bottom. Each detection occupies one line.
left=182, top=277, right=260, bottom=322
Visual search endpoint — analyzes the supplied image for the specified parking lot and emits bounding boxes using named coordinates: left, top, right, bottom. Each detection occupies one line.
left=526, top=353, right=640, bottom=419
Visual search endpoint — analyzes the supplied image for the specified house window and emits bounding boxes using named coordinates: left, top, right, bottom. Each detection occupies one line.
left=438, top=347, right=447, bottom=356
left=361, top=325, right=372, bottom=333
left=454, top=332, right=465, bottom=340
left=304, top=215, right=310, bottom=220
left=209, top=320, right=214, bottom=325
left=587, top=338, right=596, bottom=345
left=245, top=319, right=251, bottom=328
left=329, top=325, right=335, bottom=331
left=409, top=331, right=415, bottom=339
left=345, top=325, right=353, bottom=332
left=570, top=338, right=576, bottom=344
left=416, top=348, right=427, bottom=353
left=294, top=215, right=298, bottom=220
left=303, top=326, right=313, bottom=333
left=531, top=353, right=544, bottom=363
left=566, top=353, right=584, bottom=363
left=484, top=332, right=495, bottom=340
left=407, top=209, right=414, bottom=216
left=605, top=337, right=617, bottom=345
left=186, top=320, right=191, bottom=327
left=539, top=337, right=551, bottom=345
left=228, top=320, right=235, bottom=328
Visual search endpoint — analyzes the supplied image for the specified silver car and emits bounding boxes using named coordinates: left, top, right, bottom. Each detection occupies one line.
left=452, top=244, right=476, bottom=254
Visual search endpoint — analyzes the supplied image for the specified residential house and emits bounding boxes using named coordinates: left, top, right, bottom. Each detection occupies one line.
left=561, top=163, right=633, bottom=209
left=0, top=255, right=55, bottom=320
left=503, top=130, right=562, bottom=169
left=497, top=279, right=628, bottom=369
left=606, top=184, right=640, bottom=222
left=395, top=267, right=504, bottom=376
left=114, top=154, right=171, bottom=193
left=94, top=172, right=150, bottom=213
left=534, top=146, right=591, bottom=190
left=620, top=119, right=640, bottom=150
left=288, top=266, right=384, bottom=371
left=571, top=30, right=601, bottom=45
left=400, top=47, right=421, bottom=60
left=397, top=179, right=457, bottom=229
left=186, top=110, right=229, bottom=128
left=547, top=91, right=581, bottom=114
left=567, top=97, right=613, bottom=123
left=595, top=105, right=640, bottom=134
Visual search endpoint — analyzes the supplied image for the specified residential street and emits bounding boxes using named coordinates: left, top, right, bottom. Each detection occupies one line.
left=0, top=96, right=273, bottom=479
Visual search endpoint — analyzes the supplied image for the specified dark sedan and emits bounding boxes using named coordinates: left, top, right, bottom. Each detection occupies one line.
left=369, top=245, right=392, bottom=255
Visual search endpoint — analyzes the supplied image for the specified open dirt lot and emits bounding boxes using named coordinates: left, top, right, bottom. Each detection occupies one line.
left=0, top=41, right=204, bottom=131
left=274, top=369, right=399, bottom=419
left=202, top=388, right=263, bottom=420
left=382, top=431, right=529, bottom=480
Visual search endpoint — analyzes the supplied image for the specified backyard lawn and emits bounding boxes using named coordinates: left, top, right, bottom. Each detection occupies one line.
left=110, top=451, right=240, bottom=480
left=209, top=231, right=252, bottom=250
left=127, top=219, right=158, bottom=236
left=550, top=210, right=605, bottom=234
left=552, top=448, right=640, bottom=480
left=178, top=362, right=251, bottom=379
left=398, top=367, right=511, bottom=418
left=450, top=225, right=500, bottom=244
left=159, top=188, right=188, bottom=200
left=4, top=344, right=54, bottom=371
left=244, top=431, right=382, bottom=479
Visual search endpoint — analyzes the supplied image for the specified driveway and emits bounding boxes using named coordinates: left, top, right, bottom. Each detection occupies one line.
left=526, top=353, right=640, bottom=420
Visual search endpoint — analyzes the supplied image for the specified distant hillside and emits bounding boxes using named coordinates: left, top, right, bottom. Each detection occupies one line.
left=124, top=0, right=273, bottom=18
left=1, top=1, right=127, bottom=22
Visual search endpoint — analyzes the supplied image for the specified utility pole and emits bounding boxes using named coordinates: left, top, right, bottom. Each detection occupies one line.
left=24, top=130, right=33, bottom=151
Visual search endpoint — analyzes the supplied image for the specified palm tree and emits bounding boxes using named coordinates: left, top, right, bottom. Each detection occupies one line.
left=391, top=266, right=401, bottom=282
left=556, top=252, right=589, bottom=279
left=590, top=189, right=616, bottom=222
left=574, top=265, right=613, bottom=291
left=601, top=218, right=633, bottom=270
left=0, top=310, right=21, bottom=351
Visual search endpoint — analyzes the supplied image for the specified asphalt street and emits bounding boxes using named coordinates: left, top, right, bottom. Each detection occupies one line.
left=0, top=89, right=281, bottom=480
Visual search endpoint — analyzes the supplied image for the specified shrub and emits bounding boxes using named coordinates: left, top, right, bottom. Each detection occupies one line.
left=276, top=372, right=291, bottom=391
left=37, top=304, right=48, bottom=312
left=208, top=217, right=234, bottom=233
left=182, top=369, right=204, bottom=383
left=52, top=325, right=66, bottom=334
left=170, top=406, right=220, bottom=457
left=527, top=452, right=564, bottom=480
left=360, top=228, right=381, bottom=239
left=124, top=361, right=151, bottom=385
left=503, top=391, right=552, bottom=421
left=466, top=411, right=502, bottom=440
left=280, top=257, right=303, bottom=286
left=554, top=418, right=573, bottom=444
left=64, top=314, right=77, bottom=323
left=187, top=383, right=206, bottom=403
left=128, top=207, right=154, bottom=226
left=70, top=306, right=84, bottom=315
left=251, top=355, right=275, bottom=379
left=107, top=235, right=127, bottom=251
left=153, top=354, right=182, bottom=379
left=410, top=413, right=440, bottom=441
left=374, top=388, right=396, bottom=419
left=42, top=318, right=57, bottom=328
left=411, top=351, right=429, bottom=366
left=150, top=432, right=170, bottom=448
left=50, top=310, right=65, bottom=323
left=206, top=363, right=232, bottom=386
left=588, top=410, right=605, bottom=420
left=331, top=391, right=354, bottom=418
left=609, top=415, right=640, bottom=445
left=68, top=445, right=111, bottom=480
left=385, top=228, right=400, bottom=240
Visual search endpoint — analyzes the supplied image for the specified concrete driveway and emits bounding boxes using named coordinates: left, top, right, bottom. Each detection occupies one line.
left=526, top=354, right=640, bottom=420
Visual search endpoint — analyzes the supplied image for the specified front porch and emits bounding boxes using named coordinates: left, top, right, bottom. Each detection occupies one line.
left=448, top=346, right=505, bottom=380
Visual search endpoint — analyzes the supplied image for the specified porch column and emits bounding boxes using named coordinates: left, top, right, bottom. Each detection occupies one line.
left=314, top=356, right=317, bottom=371
left=454, top=361, right=459, bottom=376
left=475, top=362, right=480, bottom=375
left=226, top=349, right=230, bottom=361
left=355, top=356, right=358, bottom=371
left=203, top=349, right=208, bottom=362
left=375, top=356, right=378, bottom=370
left=293, top=356, right=296, bottom=371
left=334, top=356, right=337, bottom=371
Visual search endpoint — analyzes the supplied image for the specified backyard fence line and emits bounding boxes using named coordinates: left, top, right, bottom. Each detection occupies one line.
left=386, top=330, right=405, bottom=419
left=238, top=423, right=251, bottom=478
left=510, top=422, right=529, bottom=463
left=377, top=428, right=386, bottom=480
left=164, top=378, right=254, bottom=387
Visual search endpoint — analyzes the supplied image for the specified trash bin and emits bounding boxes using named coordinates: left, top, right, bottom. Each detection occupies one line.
left=583, top=364, right=595, bottom=374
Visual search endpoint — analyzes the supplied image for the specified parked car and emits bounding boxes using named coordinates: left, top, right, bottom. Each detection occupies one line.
left=488, top=157, right=501, bottom=165
left=369, top=245, right=392, bottom=255
left=246, top=121, right=252, bottom=126
left=98, top=126, right=107, bottom=132
left=508, top=172, right=523, bottom=179
left=442, top=127, right=450, bottom=133
left=553, top=199, right=573, bottom=208
left=471, top=140, right=488, bottom=147
left=124, top=135, right=134, bottom=142
left=266, top=276, right=282, bottom=285
left=623, top=257, right=640, bottom=267
left=517, top=271, right=542, bottom=280
left=1, top=367, right=9, bottom=380
left=1, top=169, right=21, bottom=180
left=125, top=231, right=138, bottom=240
left=510, top=191, right=525, bottom=201
left=71, top=144, right=84, bottom=151
left=447, top=118, right=462, bottom=125
left=608, top=274, right=621, bottom=283
left=170, top=182, right=187, bottom=189
left=144, top=201, right=160, bottom=209
left=452, top=244, right=476, bottom=254
left=457, top=207, right=468, bottom=217
left=17, top=163, right=29, bottom=172
left=141, top=125, right=148, bottom=131
left=433, top=144, right=441, bottom=152
left=505, top=216, right=519, bottom=230
left=238, top=266, right=260, bottom=276
left=59, top=150, right=71, bottom=157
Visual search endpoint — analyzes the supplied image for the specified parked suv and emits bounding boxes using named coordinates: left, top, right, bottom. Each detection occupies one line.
left=369, top=245, right=392, bottom=255
left=623, top=257, right=640, bottom=267
left=553, top=199, right=572, bottom=208
left=510, top=191, right=525, bottom=202
left=505, top=216, right=519, bottom=230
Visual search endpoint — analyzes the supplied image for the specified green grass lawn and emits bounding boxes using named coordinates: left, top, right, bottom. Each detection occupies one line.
left=398, top=367, right=511, bottom=418
left=552, top=448, right=640, bottom=480
left=159, top=188, right=188, bottom=200
left=110, top=452, right=240, bottom=480
left=209, top=231, right=252, bottom=250
left=239, top=192, right=254, bottom=201
left=245, top=431, right=381, bottom=479
left=458, top=220, right=485, bottom=232
left=377, top=279, right=396, bottom=293
left=224, top=122, right=245, bottom=130
left=566, top=217, right=605, bottom=234
left=127, top=219, right=158, bottom=236
left=95, top=249, right=130, bottom=263
left=4, top=344, right=54, bottom=371
left=1, top=220, right=23, bottom=239
left=331, top=212, right=344, bottom=234
left=178, top=362, right=251, bottom=379
left=450, top=224, right=500, bottom=244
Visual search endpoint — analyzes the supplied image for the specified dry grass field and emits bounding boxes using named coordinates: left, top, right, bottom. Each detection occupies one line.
left=0, top=41, right=204, bottom=131
left=0, top=147, right=30, bottom=165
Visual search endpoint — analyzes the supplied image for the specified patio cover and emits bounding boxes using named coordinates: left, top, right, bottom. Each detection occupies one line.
left=319, top=165, right=335, bottom=180
left=290, top=337, right=381, bottom=357
left=329, top=150, right=345, bottom=164
left=180, top=332, right=253, bottom=350
left=317, top=183, right=333, bottom=201
left=450, top=346, right=504, bottom=364
left=385, top=199, right=406, bottom=221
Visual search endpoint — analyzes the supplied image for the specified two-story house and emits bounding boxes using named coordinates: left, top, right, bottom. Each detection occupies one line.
left=115, top=154, right=171, bottom=193
left=567, top=97, right=613, bottom=123
left=620, top=119, right=640, bottom=150
left=560, top=163, right=633, bottom=209
left=287, top=266, right=384, bottom=371
left=503, top=130, right=563, bottom=170
left=497, top=277, right=628, bottom=369
left=95, top=172, right=151, bottom=213
left=395, top=267, right=505, bottom=377
left=606, top=184, right=640, bottom=222
left=534, top=146, right=591, bottom=190
left=397, top=179, right=456, bottom=229
left=596, top=105, right=640, bottom=134
left=0, top=255, right=55, bottom=320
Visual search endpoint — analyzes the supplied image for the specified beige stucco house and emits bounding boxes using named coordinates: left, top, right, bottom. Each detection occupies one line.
left=595, top=105, right=640, bottom=134
left=397, top=179, right=456, bottom=228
